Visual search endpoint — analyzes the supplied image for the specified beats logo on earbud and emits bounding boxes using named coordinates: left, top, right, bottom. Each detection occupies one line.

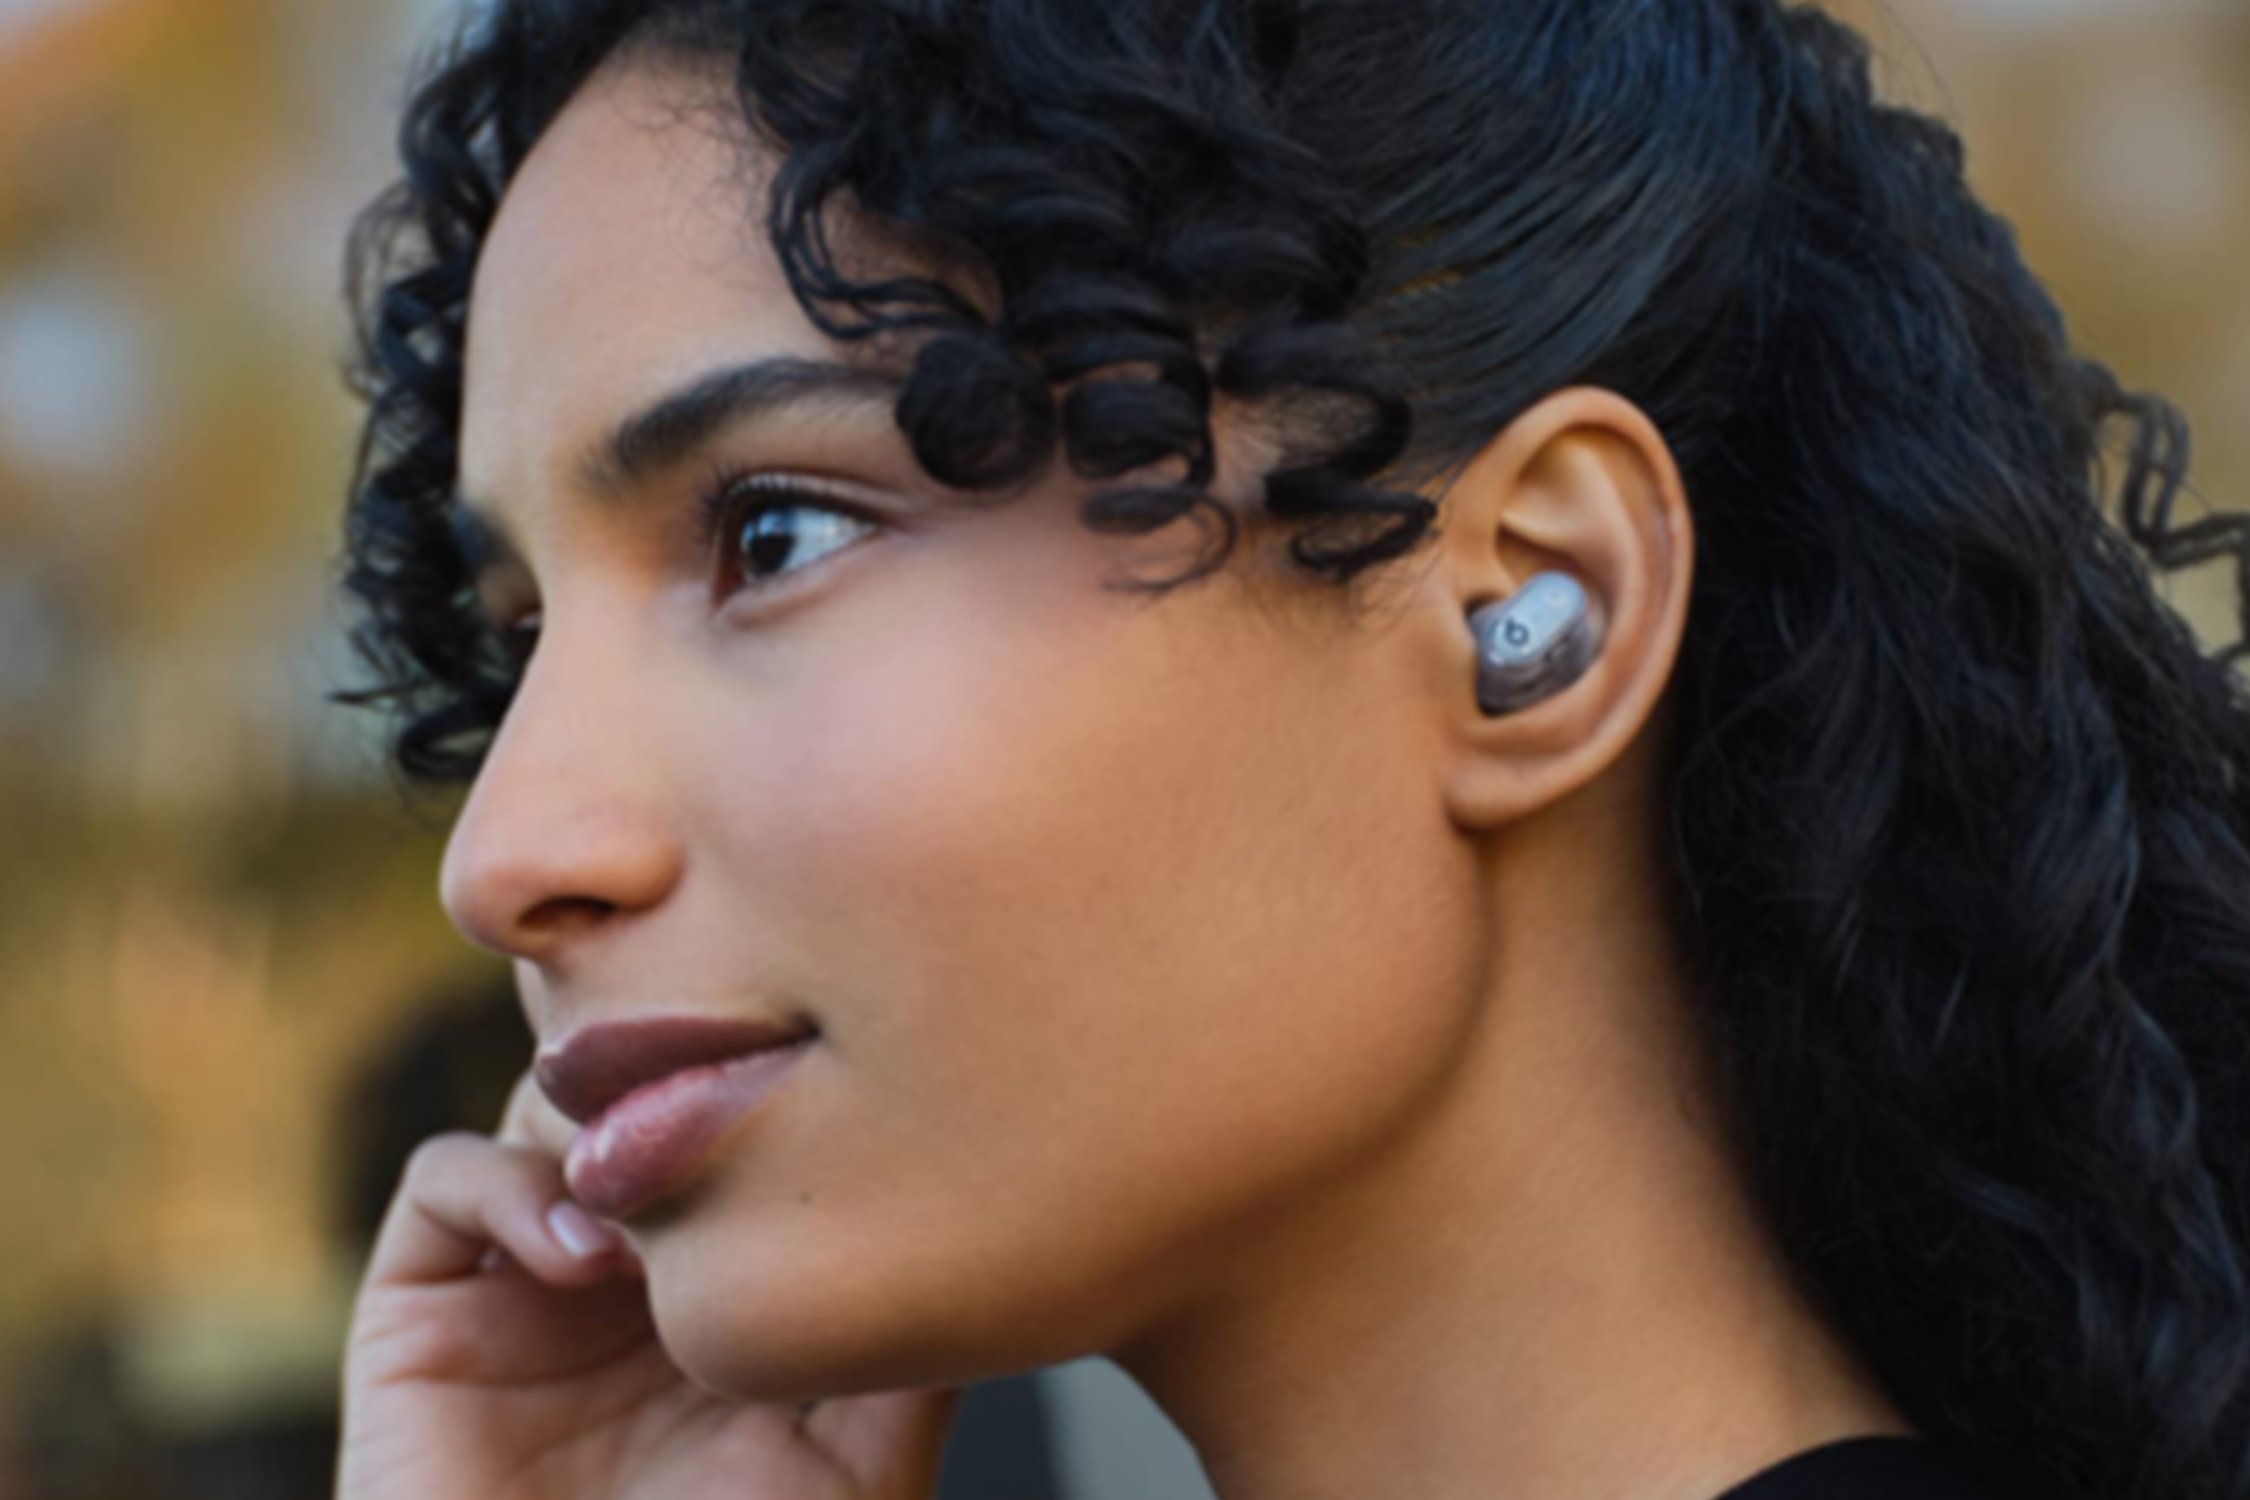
left=1469, top=572, right=1601, bottom=716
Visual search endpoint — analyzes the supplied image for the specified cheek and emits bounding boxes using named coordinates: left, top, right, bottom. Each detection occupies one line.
left=665, top=546, right=1483, bottom=1387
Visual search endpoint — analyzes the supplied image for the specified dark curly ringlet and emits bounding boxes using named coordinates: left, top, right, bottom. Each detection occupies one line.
left=328, top=2, right=2250, bottom=1498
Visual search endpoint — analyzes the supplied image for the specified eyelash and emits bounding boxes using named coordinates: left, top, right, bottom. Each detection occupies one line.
left=693, top=464, right=881, bottom=604
left=484, top=467, right=880, bottom=654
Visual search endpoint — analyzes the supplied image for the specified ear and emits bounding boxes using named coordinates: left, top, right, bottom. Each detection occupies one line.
left=1419, top=386, right=1694, bottom=831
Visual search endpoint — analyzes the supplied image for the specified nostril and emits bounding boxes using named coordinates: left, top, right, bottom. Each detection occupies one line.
left=520, top=894, right=615, bottom=936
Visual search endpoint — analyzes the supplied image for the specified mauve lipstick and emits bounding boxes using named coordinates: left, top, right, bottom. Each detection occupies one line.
left=537, top=1015, right=817, bottom=1221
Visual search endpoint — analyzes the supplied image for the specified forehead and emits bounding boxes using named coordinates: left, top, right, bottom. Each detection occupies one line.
left=460, top=56, right=821, bottom=502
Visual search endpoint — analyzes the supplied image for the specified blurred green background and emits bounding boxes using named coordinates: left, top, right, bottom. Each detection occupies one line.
left=0, top=0, right=2243, bottom=1495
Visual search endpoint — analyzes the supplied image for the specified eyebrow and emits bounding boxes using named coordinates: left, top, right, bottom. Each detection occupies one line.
left=448, top=354, right=906, bottom=580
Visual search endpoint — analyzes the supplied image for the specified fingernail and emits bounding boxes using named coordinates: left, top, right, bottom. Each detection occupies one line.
left=547, top=1200, right=620, bottom=1258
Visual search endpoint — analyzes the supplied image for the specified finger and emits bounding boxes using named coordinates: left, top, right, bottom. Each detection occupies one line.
left=367, top=1130, right=629, bottom=1290
left=493, top=1071, right=641, bottom=1269
left=809, top=1386, right=968, bottom=1496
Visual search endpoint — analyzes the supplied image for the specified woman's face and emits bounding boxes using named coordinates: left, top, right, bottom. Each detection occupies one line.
left=442, top=55, right=1488, bottom=1400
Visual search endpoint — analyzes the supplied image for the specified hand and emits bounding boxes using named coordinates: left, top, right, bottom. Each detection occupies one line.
left=335, top=1065, right=964, bottom=1500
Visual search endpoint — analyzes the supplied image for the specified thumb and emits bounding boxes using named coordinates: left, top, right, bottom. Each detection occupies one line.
left=806, top=1384, right=970, bottom=1498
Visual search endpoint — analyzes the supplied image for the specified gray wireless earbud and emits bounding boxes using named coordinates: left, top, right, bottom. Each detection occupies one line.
left=1470, top=571, right=1600, bottom=715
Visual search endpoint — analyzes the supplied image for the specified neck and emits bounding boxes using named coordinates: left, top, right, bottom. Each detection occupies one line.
left=1109, top=781, right=1917, bottom=1500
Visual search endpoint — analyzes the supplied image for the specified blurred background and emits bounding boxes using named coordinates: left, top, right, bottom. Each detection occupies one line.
left=0, top=0, right=2242, bottom=1496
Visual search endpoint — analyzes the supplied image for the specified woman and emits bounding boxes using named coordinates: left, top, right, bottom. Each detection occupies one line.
left=326, top=2, right=2250, bottom=1499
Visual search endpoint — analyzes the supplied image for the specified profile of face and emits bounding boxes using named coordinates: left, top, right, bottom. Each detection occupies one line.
left=440, top=50, right=1685, bottom=1405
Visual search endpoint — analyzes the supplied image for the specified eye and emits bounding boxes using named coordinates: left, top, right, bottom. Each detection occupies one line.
left=458, top=581, right=539, bottom=674
left=501, top=610, right=542, bottom=663
left=696, top=468, right=881, bottom=603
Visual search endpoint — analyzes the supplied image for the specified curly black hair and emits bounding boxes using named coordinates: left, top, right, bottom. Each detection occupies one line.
left=329, top=3, right=2250, bottom=1498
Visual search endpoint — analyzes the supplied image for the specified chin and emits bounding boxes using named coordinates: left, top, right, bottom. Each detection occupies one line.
left=640, top=1229, right=1028, bottom=1404
left=653, top=1300, right=1018, bottom=1406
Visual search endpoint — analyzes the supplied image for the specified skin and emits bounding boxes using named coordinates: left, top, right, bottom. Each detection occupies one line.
left=337, top=48, right=1918, bottom=1500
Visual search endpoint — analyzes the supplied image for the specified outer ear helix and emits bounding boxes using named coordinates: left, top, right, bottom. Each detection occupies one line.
left=1468, top=571, right=1602, bottom=716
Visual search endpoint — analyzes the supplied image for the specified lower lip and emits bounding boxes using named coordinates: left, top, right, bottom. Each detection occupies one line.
left=564, top=1038, right=816, bottom=1221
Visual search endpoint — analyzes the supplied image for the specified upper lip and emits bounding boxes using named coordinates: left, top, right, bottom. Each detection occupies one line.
left=535, top=1014, right=817, bottom=1126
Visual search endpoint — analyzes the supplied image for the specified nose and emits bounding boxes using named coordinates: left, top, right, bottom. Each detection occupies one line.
left=437, top=644, right=684, bottom=965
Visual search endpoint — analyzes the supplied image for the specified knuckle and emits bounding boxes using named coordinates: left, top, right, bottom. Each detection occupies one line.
left=348, top=1288, right=485, bottom=1375
left=400, top=1128, right=487, bottom=1183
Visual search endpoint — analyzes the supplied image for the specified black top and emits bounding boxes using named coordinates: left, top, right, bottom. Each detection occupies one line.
left=1708, top=1438, right=2005, bottom=1500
